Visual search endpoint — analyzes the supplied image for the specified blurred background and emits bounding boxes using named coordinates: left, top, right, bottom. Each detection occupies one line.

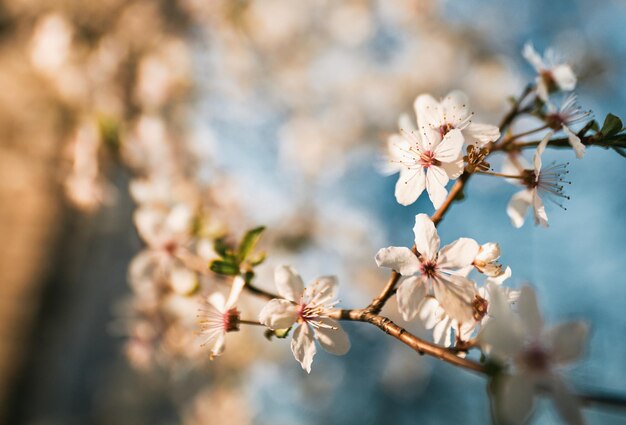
left=1, top=0, right=625, bottom=424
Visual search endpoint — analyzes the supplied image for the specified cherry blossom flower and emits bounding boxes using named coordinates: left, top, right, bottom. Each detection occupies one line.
left=390, top=125, right=464, bottom=208
left=375, top=214, right=479, bottom=323
left=523, top=42, right=577, bottom=102
left=198, top=276, right=245, bottom=358
left=545, top=94, right=591, bottom=159
left=258, top=266, right=350, bottom=373
left=479, top=285, right=588, bottom=425
left=417, top=267, right=516, bottom=348
left=474, top=242, right=505, bottom=277
left=130, top=203, right=197, bottom=295
left=503, top=131, right=570, bottom=228
left=414, top=90, right=501, bottom=148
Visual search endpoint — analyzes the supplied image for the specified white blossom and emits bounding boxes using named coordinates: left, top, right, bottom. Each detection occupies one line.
left=375, top=214, right=479, bottom=323
left=198, top=276, right=245, bottom=358
left=414, top=90, right=501, bottom=148
left=523, top=42, right=576, bottom=102
left=545, top=94, right=591, bottom=159
left=479, top=285, right=588, bottom=425
left=258, top=266, right=350, bottom=373
left=503, top=132, right=570, bottom=228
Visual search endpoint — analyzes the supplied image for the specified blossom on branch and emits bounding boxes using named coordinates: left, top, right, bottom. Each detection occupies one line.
left=479, top=285, right=588, bottom=425
left=198, top=276, right=245, bottom=358
left=504, top=132, right=570, bottom=228
left=544, top=94, right=591, bottom=159
left=259, top=266, right=350, bottom=373
left=375, top=213, right=479, bottom=323
left=523, top=42, right=577, bottom=102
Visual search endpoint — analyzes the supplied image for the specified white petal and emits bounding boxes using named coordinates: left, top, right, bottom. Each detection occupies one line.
left=432, top=274, right=476, bottom=323
left=546, top=321, right=589, bottom=364
left=425, top=166, right=449, bottom=209
left=396, top=276, right=427, bottom=321
left=532, top=190, right=548, bottom=228
left=258, top=299, right=298, bottom=330
left=169, top=266, right=198, bottom=295
left=479, top=283, right=525, bottom=360
left=550, top=377, right=585, bottom=425
left=413, top=213, right=440, bottom=260
left=274, top=265, right=304, bottom=302
left=394, top=167, right=426, bottom=206
left=486, top=266, right=512, bottom=286
left=475, top=242, right=501, bottom=264
left=522, top=42, right=545, bottom=72
left=307, top=276, right=338, bottom=306
left=507, top=189, right=533, bottom=228
left=441, top=156, right=464, bottom=179
left=465, top=122, right=501, bottom=147
left=166, top=204, right=193, bottom=234
left=434, top=129, right=464, bottom=162
left=313, top=318, right=351, bottom=355
left=291, top=324, right=316, bottom=373
left=225, top=275, right=245, bottom=309
left=501, top=153, right=530, bottom=183
left=536, top=79, right=549, bottom=103
left=380, top=134, right=411, bottom=175
left=441, top=90, right=470, bottom=128
left=398, top=112, right=416, bottom=132
left=418, top=297, right=442, bottom=329
left=534, top=131, right=554, bottom=172
left=438, top=237, right=480, bottom=271
left=517, top=286, right=543, bottom=337
left=414, top=93, right=443, bottom=146
left=208, top=292, right=226, bottom=312
left=493, top=374, right=536, bottom=425
left=210, top=333, right=226, bottom=357
left=375, top=246, right=421, bottom=276
left=562, top=125, right=585, bottom=159
left=432, top=317, right=453, bottom=346
left=552, top=64, right=577, bottom=91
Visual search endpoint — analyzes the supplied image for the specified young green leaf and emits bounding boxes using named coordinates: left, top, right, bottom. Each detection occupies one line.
left=601, top=113, right=623, bottom=137
left=237, top=226, right=266, bottom=262
left=209, top=259, right=240, bottom=276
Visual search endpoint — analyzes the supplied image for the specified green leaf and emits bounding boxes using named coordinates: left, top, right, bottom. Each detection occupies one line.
left=264, top=327, right=292, bottom=340
left=209, top=259, right=240, bottom=276
left=237, top=226, right=266, bottom=262
left=601, top=113, right=623, bottom=136
left=214, top=237, right=235, bottom=260
left=248, top=251, right=266, bottom=267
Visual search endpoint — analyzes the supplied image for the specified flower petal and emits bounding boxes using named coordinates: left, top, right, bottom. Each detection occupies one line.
left=259, top=299, right=298, bottom=330
left=395, top=167, right=426, bottom=206
left=441, top=90, right=471, bottom=129
left=534, top=131, right=554, bottom=172
left=517, top=286, right=543, bottom=337
left=522, top=42, right=544, bottom=72
left=562, top=124, right=585, bottom=159
left=492, top=374, right=536, bottom=425
left=507, top=189, right=533, bottom=228
left=375, top=246, right=421, bottom=276
left=425, top=166, right=449, bottom=209
left=291, top=324, right=316, bottom=373
left=432, top=274, right=476, bottom=323
left=546, top=321, right=589, bottom=364
left=313, top=318, right=351, bottom=355
left=438, top=237, right=480, bottom=271
left=413, top=213, right=440, bottom=260
left=274, top=265, right=305, bottom=302
left=225, top=275, right=246, bottom=309
left=396, top=276, right=427, bottom=321
left=532, top=190, right=548, bottom=228
left=550, top=377, right=585, bottom=425
left=211, top=333, right=226, bottom=357
left=552, top=64, right=577, bottom=91
left=307, top=276, right=338, bottom=306
left=441, top=156, right=464, bottom=179
left=434, top=129, right=464, bottom=162
left=465, top=122, right=501, bottom=147
left=414, top=93, right=443, bottom=148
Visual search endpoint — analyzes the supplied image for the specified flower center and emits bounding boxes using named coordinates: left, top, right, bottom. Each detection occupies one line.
left=524, top=164, right=571, bottom=209
left=420, top=260, right=438, bottom=279
left=520, top=343, right=551, bottom=372
left=419, top=151, right=441, bottom=168
left=472, top=295, right=488, bottom=321
left=163, top=240, right=178, bottom=255
left=439, top=122, right=454, bottom=137
left=540, top=70, right=558, bottom=93
left=223, top=308, right=240, bottom=332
